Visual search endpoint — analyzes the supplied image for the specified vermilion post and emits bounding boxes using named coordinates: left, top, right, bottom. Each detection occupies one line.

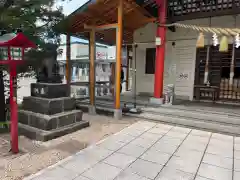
left=12, top=97, right=18, bottom=153
left=8, top=47, right=19, bottom=153
left=154, top=0, right=167, bottom=98
left=11, top=72, right=19, bottom=153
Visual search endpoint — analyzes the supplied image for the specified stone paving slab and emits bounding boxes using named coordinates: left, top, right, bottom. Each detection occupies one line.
left=25, top=121, right=239, bottom=180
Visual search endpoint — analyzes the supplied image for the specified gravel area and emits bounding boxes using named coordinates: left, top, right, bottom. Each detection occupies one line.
left=0, top=114, right=138, bottom=180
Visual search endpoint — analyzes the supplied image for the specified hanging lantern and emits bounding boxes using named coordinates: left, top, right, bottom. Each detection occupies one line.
left=196, top=32, right=204, bottom=48
left=219, top=36, right=228, bottom=52
left=212, top=33, right=219, bottom=46
left=235, top=34, right=240, bottom=48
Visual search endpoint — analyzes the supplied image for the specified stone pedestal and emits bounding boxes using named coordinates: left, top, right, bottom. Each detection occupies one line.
left=31, top=83, right=68, bottom=98
left=88, top=105, right=96, bottom=115
left=114, top=109, right=122, bottom=120
left=18, top=83, right=89, bottom=141
left=149, top=97, right=164, bottom=105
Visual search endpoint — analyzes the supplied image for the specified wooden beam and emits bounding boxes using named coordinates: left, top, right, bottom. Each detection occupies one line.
left=115, top=0, right=123, bottom=110
left=66, top=33, right=71, bottom=96
left=124, top=0, right=153, bottom=18
left=84, top=23, right=118, bottom=30
left=140, top=17, right=157, bottom=24
left=89, top=29, right=96, bottom=106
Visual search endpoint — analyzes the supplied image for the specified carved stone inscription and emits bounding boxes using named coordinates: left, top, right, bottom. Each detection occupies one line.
left=33, top=87, right=48, bottom=95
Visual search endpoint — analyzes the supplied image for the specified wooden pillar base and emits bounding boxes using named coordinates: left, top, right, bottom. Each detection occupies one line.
left=114, top=109, right=122, bottom=120
left=88, top=105, right=96, bottom=115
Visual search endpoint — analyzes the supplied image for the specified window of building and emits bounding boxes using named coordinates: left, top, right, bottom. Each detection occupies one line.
left=145, top=48, right=156, bottom=74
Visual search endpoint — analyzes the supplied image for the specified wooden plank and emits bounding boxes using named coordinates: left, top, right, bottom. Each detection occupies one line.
left=89, top=29, right=96, bottom=106
left=71, top=0, right=118, bottom=30
left=115, top=0, right=123, bottom=109
left=84, top=23, right=118, bottom=30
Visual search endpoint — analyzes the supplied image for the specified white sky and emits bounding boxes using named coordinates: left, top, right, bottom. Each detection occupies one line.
left=56, top=0, right=88, bottom=16
left=55, top=0, right=91, bottom=44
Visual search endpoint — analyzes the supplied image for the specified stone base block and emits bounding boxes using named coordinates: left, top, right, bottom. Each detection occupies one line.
left=114, top=109, right=122, bottom=120
left=19, top=121, right=89, bottom=141
left=31, top=83, right=68, bottom=99
left=88, top=105, right=96, bottom=115
left=22, top=96, right=75, bottom=115
left=149, top=97, right=164, bottom=105
left=18, top=110, right=83, bottom=131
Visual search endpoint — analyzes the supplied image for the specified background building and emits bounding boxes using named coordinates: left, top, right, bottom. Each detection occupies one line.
left=133, top=15, right=240, bottom=103
left=57, top=42, right=130, bottom=98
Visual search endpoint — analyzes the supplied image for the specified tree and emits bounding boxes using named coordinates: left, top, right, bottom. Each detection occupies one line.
left=0, top=0, right=68, bottom=122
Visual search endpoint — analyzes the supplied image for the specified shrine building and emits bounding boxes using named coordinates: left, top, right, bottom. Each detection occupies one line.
left=56, top=0, right=240, bottom=118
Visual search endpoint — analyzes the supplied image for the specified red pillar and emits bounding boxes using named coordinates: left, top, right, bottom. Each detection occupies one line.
left=8, top=47, right=19, bottom=154
left=154, top=0, right=167, bottom=98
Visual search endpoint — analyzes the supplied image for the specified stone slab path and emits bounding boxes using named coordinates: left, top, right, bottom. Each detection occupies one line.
left=24, top=121, right=240, bottom=180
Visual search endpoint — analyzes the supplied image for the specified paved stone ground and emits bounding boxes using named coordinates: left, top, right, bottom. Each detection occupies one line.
left=24, top=120, right=240, bottom=180
left=0, top=114, right=137, bottom=180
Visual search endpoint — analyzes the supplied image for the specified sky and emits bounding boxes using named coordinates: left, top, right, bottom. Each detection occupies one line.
left=55, top=0, right=107, bottom=45
left=55, top=0, right=88, bottom=44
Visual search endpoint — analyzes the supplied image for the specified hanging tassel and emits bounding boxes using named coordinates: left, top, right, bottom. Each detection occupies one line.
left=196, top=32, right=204, bottom=48
left=219, top=36, right=228, bottom=52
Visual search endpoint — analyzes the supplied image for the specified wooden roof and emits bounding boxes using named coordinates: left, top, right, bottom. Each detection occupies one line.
left=56, top=0, right=158, bottom=45
left=56, top=0, right=240, bottom=45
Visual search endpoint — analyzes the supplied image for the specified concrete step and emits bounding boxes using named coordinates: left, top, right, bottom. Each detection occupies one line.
left=19, top=120, right=89, bottom=141
left=96, top=96, right=149, bottom=105
left=76, top=103, right=115, bottom=116
left=142, top=106, right=240, bottom=126
left=76, top=100, right=144, bottom=116
left=164, top=104, right=240, bottom=117
left=22, top=96, right=76, bottom=115
left=18, top=109, right=83, bottom=131
left=77, top=99, right=141, bottom=108
left=127, top=112, right=240, bottom=136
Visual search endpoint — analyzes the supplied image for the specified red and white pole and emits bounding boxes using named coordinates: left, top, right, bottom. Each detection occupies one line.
left=154, top=0, right=167, bottom=98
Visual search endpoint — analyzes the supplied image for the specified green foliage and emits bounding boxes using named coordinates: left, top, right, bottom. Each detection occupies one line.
left=0, top=0, right=71, bottom=121
left=0, top=0, right=68, bottom=47
left=0, top=0, right=73, bottom=73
